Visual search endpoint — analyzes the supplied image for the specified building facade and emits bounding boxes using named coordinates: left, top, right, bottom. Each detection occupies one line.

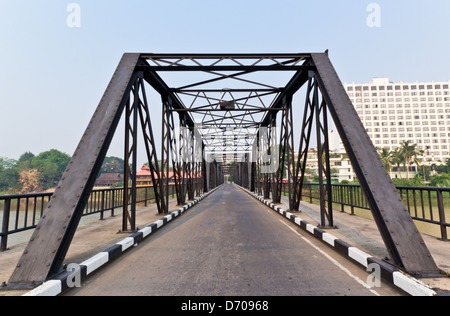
left=95, top=173, right=124, bottom=187
left=345, top=78, right=450, bottom=165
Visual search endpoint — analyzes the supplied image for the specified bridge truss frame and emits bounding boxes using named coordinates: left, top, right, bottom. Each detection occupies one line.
left=9, top=52, right=441, bottom=288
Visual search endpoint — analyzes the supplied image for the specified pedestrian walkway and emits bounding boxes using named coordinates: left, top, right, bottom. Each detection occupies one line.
left=279, top=195, right=450, bottom=292
left=0, top=197, right=182, bottom=296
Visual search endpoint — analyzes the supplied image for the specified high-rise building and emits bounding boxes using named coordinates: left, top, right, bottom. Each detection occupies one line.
left=344, top=78, right=450, bottom=165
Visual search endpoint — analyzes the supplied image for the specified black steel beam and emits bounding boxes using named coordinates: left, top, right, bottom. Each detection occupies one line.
left=260, top=59, right=313, bottom=127
left=139, top=53, right=311, bottom=60
left=137, top=65, right=313, bottom=72
left=9, top=53, right=142, bottom=286
left=138, top=60, right=196, bottom=128
left=311, top=53, right=440, bottom=276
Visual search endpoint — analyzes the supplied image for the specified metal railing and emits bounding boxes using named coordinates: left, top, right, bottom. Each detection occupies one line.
left=281, top=182, right=449, bottom=241
left=0, top=185, right=176, bottom=251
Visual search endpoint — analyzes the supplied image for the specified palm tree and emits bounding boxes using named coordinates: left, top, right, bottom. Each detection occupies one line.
left=399, top=141, right=424, bottom=180
left=391, top=148, right=405, bottom=179
left=377, top=147, right=393, bottom=174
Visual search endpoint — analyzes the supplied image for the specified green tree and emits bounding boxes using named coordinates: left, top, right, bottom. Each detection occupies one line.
left=17, top=152, right=35, bottom=171
left=0, top=157, right=19, bottom=193
left=377, top=147, right=393, bottom=173
left=31, top=149, right=71, bottom=189
left=391, top=149, right=405, bottom=179
left=399, top=141, right=423, bottom=180
left=429, top=174, right=450, bottom=188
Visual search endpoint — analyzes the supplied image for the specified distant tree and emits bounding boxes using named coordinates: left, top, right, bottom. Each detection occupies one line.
left=377, top=147, right=393, bottom=173
left=99, top=157, right=125, bottom=176
left=18, top=152, right=35, bottom=163
left=391, top=148, right=405, bottom=179
left=429, top=174, right=450, bottom=188
left=0, top=157, right=17, bottom=169
left=399, top=141, right=423, bottom=180
left=0, top=157, right=19, bottom=192
left=31, top=149, right=71, bottom=189
left=18, top=169, right=42, bottom=194
left=17, top=152, right=35, bottom=171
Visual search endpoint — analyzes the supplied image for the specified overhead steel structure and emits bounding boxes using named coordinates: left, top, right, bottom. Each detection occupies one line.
left=9, top=52, right=441, bottom=288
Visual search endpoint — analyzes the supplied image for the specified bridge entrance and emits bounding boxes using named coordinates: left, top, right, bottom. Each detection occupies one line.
left=8, top=52, right=441, bottom=288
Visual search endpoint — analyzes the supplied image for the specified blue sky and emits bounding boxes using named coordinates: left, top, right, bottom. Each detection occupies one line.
left=1, top=0, right=450, bottom=162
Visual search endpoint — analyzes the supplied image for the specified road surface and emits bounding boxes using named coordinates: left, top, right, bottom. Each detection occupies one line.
left=65, top=184, right=400, bottom=296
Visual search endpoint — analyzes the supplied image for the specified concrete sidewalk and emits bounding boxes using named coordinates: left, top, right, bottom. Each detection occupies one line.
left=279, top=195, right=450, bottom=293
left=0, top=197, right=182, bottom=296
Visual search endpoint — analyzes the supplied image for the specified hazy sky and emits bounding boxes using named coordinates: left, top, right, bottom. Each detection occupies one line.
left=1, top=0, right=450, bottom=165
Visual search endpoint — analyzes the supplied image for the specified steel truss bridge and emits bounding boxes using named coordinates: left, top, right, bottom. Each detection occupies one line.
left=8, top=53, right=442, bottom=288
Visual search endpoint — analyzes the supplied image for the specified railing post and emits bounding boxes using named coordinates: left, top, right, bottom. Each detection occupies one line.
left=144, top=187, right=148, bottom=207
left=111, top=189, right=116, bottom=217
left=349, top=186, right=355, bottom=215
left=436, top=190, right=448, bottom=241
left=1, top=199, right=11, bottom=251
left=100, top=190, right=105, bottom=220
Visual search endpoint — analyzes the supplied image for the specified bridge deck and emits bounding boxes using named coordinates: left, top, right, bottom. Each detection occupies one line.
left=64, top=184, right=400, bottom=296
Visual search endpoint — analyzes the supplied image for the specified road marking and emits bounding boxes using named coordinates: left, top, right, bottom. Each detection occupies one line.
left=278, top=219, right=381, bottom=296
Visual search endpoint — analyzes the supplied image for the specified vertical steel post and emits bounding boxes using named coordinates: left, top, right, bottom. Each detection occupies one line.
left=437, top=190, right=448, bottom=241
left=130, top=77, right=139, bottom=231
left=285, top=95, right=295, bottom=211
left=136, top=77, right=165, bottom=215
left=1, top=199, right=11, bottom=251
left=292, top=75, right=315, bottom=211
left=123, top=98, right=131, bottom=231
left=161, top=97, right=171, bottom=214
left=122, top=77, right=139, bottom=232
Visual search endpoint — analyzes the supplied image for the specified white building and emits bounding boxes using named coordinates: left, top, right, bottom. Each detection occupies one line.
left=299, top=130, right=356, bottom=183
left=328, top=130, right=356, bottom=182
left=345, top=78, right=450, bottom=165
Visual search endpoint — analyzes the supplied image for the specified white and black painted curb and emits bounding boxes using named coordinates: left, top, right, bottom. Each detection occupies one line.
left=23, top=186, right=222, bottom=297
left=238, top=186, right=438, bottom=297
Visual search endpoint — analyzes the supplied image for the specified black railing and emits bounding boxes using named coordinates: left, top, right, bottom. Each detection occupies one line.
left=0, top=185, right=176, bottom=251
left=281, top=182, right=449, bottom=241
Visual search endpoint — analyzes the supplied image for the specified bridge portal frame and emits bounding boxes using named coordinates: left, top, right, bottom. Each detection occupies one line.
left=8, top=52, right=441, bottom=289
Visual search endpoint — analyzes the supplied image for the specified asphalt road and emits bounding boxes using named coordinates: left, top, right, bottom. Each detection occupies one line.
left=65, top=184, right=400, bottom=296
